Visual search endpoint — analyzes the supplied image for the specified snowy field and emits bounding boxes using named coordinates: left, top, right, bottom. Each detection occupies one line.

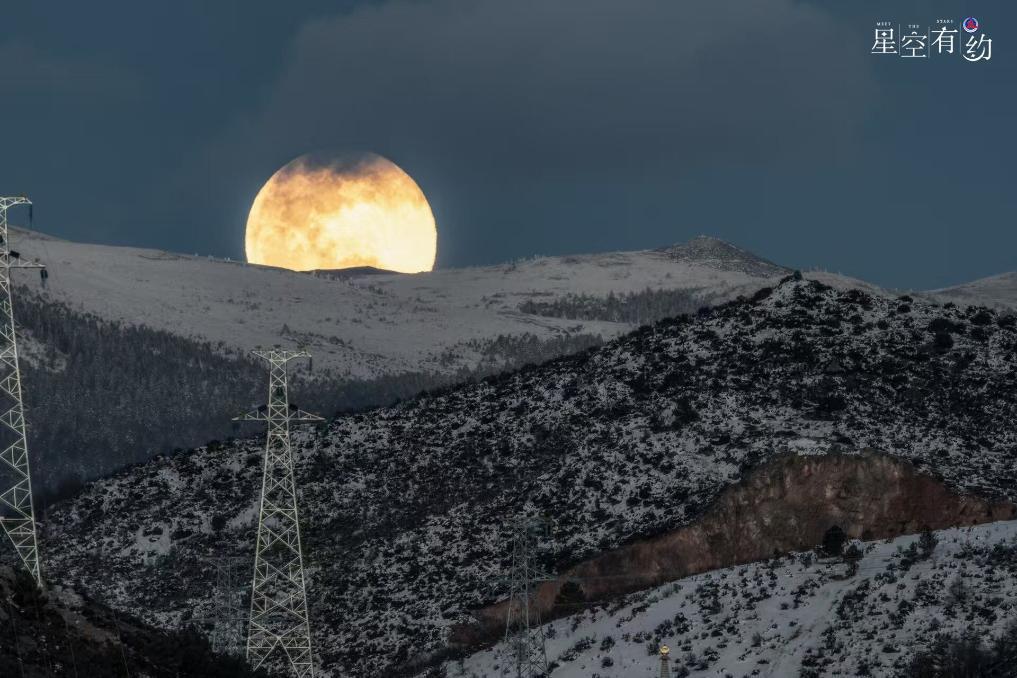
left=444, top=520, right=1017, bottom=677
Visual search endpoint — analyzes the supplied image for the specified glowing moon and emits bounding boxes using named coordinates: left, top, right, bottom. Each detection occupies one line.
left=245, top=152, right=437, bottom=273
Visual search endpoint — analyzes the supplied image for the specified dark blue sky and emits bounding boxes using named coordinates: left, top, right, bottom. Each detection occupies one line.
left=1, top=1, right=1013, bottom=289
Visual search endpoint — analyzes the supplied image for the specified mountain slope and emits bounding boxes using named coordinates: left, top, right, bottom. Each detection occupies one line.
left=11, top=224, right=1014, bottom=491
left=12, top=229, right=789, bottom=379
left=928, top=272, right=1017, bottom=311
left=38, top=274, right=1017, bottom=676
left=11, top=230, right=793, bottom=489
left=440, top=520, right=1017, bottom=678
left=0, top=566, right=264, bottom=678
left=9, top=228, right=806, bottom=489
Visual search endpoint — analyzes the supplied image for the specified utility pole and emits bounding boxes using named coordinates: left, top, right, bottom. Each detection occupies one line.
left=234, top=349, right=322, bottom=677
left=504, top=516, right=552, bottom=678
left=207, top=555, right=247, bottom=657
left=0, top=196, right=43, bottom=587
left=658, top=645, right=671, bottom=678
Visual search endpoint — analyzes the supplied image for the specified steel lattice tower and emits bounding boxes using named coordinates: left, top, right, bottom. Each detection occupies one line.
left=658, top=645, right=672, bottom=678
left=504, top=517, right=552, bottom=678
left=235, top=350, right=322, bottom=677
left=208, top=555, right=248, bottom=656
left=0, top=196, right=43, bottom=587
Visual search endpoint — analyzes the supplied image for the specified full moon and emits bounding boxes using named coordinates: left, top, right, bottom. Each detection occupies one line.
left=245, top=152, right=437, bottom=273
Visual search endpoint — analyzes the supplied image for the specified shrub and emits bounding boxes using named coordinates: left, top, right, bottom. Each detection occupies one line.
left=822, top=525, right=847, bottom=557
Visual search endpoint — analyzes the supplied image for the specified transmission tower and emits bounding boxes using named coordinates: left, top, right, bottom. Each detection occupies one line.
left=0, top=196, right=43, bottom=587
left=504, top=516, right=553, bottom=678
left=207, top=555, right=248, bottom=656
left=234, top=349, right=322, bottom=677
left=658, top=645, right=672, bottom=678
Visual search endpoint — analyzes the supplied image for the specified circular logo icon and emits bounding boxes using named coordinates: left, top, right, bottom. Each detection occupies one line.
left=963, top=17, right=979, bottom=33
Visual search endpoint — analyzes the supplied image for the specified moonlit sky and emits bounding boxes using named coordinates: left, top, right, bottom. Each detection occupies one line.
left=0, top=1, right=1014, bottom=289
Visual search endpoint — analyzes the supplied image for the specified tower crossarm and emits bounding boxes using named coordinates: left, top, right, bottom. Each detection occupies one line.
left=0, top=197, right=30, bottom=211
left=233, top=408, right=323, bottom=424
left=252, top=348, right=311, bottom=363
left=233, top=347, right=319, bottom=677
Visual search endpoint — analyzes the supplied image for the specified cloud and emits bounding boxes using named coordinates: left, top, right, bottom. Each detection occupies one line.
left=207, top=0, right=874, bottom=182
left=0, top=39, right=141, bottom=100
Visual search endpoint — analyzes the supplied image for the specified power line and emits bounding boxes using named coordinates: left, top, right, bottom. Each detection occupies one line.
left=2, top=593, right=26, bottom=678
left=234, top=349, right=322, bottom=678
left=110, top=604, right=132, bottom=678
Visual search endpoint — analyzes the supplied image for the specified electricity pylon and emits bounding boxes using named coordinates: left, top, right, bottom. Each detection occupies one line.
left=658, top=645, right=672, bottom=678
left=0, top=196, right=43, bottom=587
left=207, top=555, right=248, bottom=656
left=504, top=517, right=553, bottom=678
left=234, top=349, right=322, bottom=677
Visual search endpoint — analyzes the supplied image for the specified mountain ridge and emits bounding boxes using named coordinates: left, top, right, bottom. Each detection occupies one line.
left=39, top=273, right=1017, bottom=676
left=9, top=227, right=788, bottom=379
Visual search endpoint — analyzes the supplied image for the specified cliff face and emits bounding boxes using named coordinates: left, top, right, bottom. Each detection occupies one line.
left=456, top=452, right=1016, bottom=647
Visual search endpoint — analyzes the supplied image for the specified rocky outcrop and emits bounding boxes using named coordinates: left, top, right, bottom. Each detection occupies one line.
left=452, top=451, right=1016, bottom=648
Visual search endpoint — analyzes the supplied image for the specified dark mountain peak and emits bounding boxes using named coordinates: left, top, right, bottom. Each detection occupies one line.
left=657, top=235, right=790, bottom=278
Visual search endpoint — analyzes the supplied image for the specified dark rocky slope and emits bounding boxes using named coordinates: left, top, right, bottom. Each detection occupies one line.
left=0, top=566, right=264, bottom=677
left=13, top=289, right=599, bottom=495
left=40, top=275, right=1017, bottom=676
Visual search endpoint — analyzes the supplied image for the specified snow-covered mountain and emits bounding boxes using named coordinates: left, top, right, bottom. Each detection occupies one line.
left=12, top=229, right=792, bottom=379
left=441, top=520, right=1017, bottom=677
left=928, top=272, right=1017, bottom=311
left=40, top=274, right=1017, bottom=677
left=10, top=230, right=811, bottom=491
left=13, top=225, right=1012, bottom=381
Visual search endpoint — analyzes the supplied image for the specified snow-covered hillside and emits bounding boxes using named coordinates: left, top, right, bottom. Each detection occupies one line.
left=443, top=520, right=1017, bottom=677
left=929, top=272, right=1017, bottom=311
left=41, top=275, right=1017, bottom=677
left=11, top=229, right=806, bottom=488
left=13, top=225, right=1013, bottom=381
left=10, top=222, right=1015, bottom=491
left=9, top=228, right=789, bottom=378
